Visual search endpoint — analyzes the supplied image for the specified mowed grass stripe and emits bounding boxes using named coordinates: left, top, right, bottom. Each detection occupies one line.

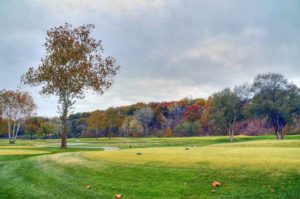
left=0, top=149, right=49, bottom=155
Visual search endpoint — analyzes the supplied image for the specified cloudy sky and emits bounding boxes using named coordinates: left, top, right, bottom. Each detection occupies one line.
left=0, top=0, right=300, bottom=116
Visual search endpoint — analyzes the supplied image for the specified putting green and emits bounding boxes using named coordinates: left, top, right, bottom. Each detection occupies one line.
left=82, top=141, right=300, bottom=170
left=216, top=140, right=300, bottom=148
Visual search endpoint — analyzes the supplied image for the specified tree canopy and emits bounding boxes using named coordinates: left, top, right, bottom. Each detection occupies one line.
left=211, top=87, right=247, bottom=142
left=251, top=73, right=300, bottom=139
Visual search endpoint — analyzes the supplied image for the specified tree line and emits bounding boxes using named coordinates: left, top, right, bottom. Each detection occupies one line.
left=65, top=73, right=300, bottom=141
left=2, top=73, right=297, bottom=142
left=1, top=73, right=300, bottom=142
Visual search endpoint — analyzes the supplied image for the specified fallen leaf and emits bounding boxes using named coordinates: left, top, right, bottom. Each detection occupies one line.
left=86, top=185, right=92, bottom=190
left=212, top=181, right=221, bottom=187
left=115, top=194, right=122, bottom=199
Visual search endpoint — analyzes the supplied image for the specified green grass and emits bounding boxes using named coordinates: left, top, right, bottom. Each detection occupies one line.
left=0, top=135, right=300, bottom=198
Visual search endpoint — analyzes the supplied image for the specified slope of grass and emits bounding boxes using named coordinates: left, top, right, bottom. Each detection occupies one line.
left=0, top=136, right=299, bottom=198
left=83, top=144, right=300, bottom=170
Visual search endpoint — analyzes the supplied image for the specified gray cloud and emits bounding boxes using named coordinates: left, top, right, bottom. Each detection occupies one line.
left=0, top=0, right=300, bottom=116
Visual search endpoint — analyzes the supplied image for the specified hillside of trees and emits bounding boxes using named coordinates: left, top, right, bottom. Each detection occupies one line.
left=1, top=73, right=299, bottom=140
left=66, top=98, right=275, bottom=138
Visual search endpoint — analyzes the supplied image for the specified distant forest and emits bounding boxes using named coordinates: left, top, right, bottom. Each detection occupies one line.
left=1, top=73, right=299, bottom=140
left=66, top=98, right=276, bottom=138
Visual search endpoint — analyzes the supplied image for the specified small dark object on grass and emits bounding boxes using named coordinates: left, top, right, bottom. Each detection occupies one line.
left=130, top=145, right=131, bottom=148
left=115, top=194, right=122, bottom=199
left=185, top=148, right=190, bottom=150
left=136, top=152, right=143, bottom=155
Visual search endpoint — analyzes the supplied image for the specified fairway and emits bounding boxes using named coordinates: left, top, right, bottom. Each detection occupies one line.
left=83, top=143, right=300, bottom=170
left=0, top=136, right=300, bottom=199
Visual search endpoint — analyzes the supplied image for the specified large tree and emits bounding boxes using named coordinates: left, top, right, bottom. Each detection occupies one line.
left=251, top=73, right=300, bottom=140
left=211, top=86, right=248, bottom=142
left=0, top=90, right=36, bottom=144
left=22, top=23, right=120, bottom=148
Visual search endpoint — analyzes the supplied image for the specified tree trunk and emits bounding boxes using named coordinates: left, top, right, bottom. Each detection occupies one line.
left=14, top=122, right=21, bottom=141
left=274, top=125, right=280, bottom=140
left=279, top=127, right=285, bottom=140
left=230, top=134, right=234, bottom=142
left=228, top=122, right=235, bottom=142
left=9, top=121, right=21, bottom=144
left=229, top=129, right=234, bottom=142
left=61, top=109, right=68, bottom=148
left=95, top=127, right=98, bottom=140
left=143, top=125, right=148, bottom=137
left=280, top=132, right=284, bottom=140
left=275, top=131, right=279, bottom=140
left=109, top=120, right=112, bottom=139
left=8, top=120, right=12, bottom=144
left=229, top=120, right=236, bottom=142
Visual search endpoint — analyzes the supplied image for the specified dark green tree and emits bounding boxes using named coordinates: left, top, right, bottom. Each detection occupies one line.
left=212, top=86, right=248, bottom=142
left=251, top=73, right=300, bottom=140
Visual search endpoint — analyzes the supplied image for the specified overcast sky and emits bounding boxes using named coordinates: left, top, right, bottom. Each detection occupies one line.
left=0, top=0, right=300, bottom=116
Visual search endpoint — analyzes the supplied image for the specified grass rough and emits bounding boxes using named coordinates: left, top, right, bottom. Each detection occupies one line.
left=0, top=136, right=299, bottom=198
